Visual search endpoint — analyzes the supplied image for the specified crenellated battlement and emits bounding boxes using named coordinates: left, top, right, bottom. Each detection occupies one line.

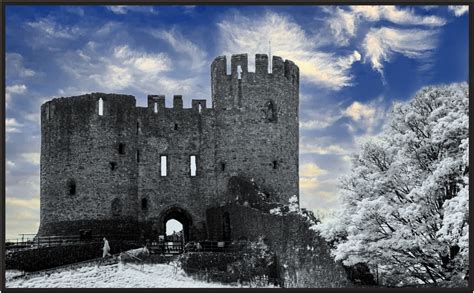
left=147, top=94, right=209, bottom=113
left=211, top=53, right=299, bottom=83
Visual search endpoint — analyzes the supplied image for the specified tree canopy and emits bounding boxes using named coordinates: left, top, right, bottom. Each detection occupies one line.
left=315, top=83, right=469, bottom=286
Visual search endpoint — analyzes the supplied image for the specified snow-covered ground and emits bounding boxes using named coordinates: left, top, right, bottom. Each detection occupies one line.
left=6, top=262, right=243, bottom=288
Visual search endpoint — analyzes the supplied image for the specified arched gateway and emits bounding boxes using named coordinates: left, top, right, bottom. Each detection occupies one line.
left=158, top=206, right=193, bottom=242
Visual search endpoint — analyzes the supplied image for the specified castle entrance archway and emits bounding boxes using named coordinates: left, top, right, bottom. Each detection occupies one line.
left=159, top=206, right=193, bottom=242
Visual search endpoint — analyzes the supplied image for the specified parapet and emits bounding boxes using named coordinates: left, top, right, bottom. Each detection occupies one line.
left=41, top=93, right=136, bottom=122
left=211, top=53, right=299, bottom=83
left=147, top=94, right=208, bottom=112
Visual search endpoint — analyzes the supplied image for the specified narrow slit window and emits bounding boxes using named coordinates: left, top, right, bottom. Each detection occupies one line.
left=273, top=160, right=278, bottom=169
left=68, top=180, right=76, bottom=195
left=141, top=198, right=148, bottom=210
left=221, top=162, right=226, bottom=172
left=237, top=65, right=242, bottom=80
left=190, top=155, right=197, bottom=176
left=198, top=103, right=202, bottom=113
left=174, top=123, right=178, bottom=130
left=98, top=98, right=104, bottom=116
left=136, top=150, right=140, bottom=163
left=154, top=102, right=158, bottom=113
left=160, top=155, right=167, bottom=176
left=137, top=122, right=140, bottom=134
left=110, top=162, right=117, bottom=171
left=46, top=104, right=51, bottom=120
left=118, top=143, right=125, bottom=154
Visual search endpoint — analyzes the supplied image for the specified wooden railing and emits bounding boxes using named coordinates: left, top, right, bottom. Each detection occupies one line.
left=5, top=234, right=138, bottom=251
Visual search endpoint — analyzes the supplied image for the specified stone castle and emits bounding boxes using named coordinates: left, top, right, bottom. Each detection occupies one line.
left=38, top=53, right=299, bottom=241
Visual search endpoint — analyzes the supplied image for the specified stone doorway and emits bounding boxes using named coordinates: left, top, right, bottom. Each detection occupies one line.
left=159, top=206, right=193, bottom=242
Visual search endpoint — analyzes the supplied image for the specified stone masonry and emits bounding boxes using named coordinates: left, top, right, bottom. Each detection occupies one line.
left=38, top=54, right=299, bottom=241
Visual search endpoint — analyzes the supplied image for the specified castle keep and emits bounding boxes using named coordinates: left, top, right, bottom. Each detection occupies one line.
left=38, top=54, right=299, bottom=241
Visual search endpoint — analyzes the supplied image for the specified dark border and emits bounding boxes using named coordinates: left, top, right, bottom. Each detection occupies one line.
left=1, top=2, right=472, bottom=293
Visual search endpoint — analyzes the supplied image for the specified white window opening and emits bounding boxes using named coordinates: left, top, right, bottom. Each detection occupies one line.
left=198, top=103, right=202, bottom=113
left=190, top=155, right=197, bottom=176
left=237, top=65, right=242, bottom=80
left=154, top=102, right=158, bottom=113
left=160, top=155, right=167, bottom=176
left=98, top=98, right=104, bottom=116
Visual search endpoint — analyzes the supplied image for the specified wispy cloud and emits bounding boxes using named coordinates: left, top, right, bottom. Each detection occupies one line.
left=351, top=5, right=446, bottom=26
left=6, top=197, right=40, bottom=209
left=21, top=152, right=41, bottom=166
left=150, top=28, right=207, bottom=71
left=105, top=5, right=158, bottom=15
left=300, top=144, right=349, bottom=155
left=26, top=18, right=80, bottom=39
left=300, top=163, right=329, bottom=177
left=344, top=98, right=386, bottom=134
left=362, top=27, right=438, bottom=78
left=89, top=45, right=171, bottom=91
left=448, top=6, right=468, bottom=17
left=6, top=118, right=23, bottom=133
left=324, top=6, right=445, bottom=46
left=6, top=84, right=27, bottom=108
left=218, top=12, right=361, bottom=90
left=6, top=53, right=36, bottom=78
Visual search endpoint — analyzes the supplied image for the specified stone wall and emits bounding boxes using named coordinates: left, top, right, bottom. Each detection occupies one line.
left=206, top=204, right=352, bottom=288
left=6, top=240, right=139, bottom=272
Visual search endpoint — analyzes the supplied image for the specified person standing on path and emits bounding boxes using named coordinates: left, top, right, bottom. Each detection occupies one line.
left=102, top=237, right=111, bottom=258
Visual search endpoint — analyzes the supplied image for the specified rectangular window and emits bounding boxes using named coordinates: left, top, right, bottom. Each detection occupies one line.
left=136, top=150, right=140, bottom=163
left=190, top=155, right=197, bottom=176
left=160, top=155, right=167, bottom=176
left=98, top=98, right=104, bottom=116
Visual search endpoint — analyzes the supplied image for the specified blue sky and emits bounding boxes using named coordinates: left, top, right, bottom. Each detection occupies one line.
left=5, top=5, right=469, bottom=239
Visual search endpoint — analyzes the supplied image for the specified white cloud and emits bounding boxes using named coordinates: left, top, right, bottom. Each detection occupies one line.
left=113, top=45, right=171, bottom=74
left=218, top=12, right=361, bottom=90
left=6, top=53, right=36, bottom=78
left=6, top=84, right=27, bottom=94
left=105, top=6, right=158, bottom=15
left=362, top=27, right=438, bottom=77
left=26, top=18, right=80, bottom=39
left=326, top=7, right=357, bottom=46
left=299, top=118, right=338, bottom=130
left=150, top=29, right=207, bottom=71
left=21, top=152, right=41, bottom=165
left=300, top=144, right=349, bottom=155
left=6, top=197, right=40, bottom=209
left=324, top=6, right=445, bottom=46
left=89, top=45, right=171, bottom=91
left=300, top=177, right=319, bottom=190
left=6, top=84, right=27, bottom=108
left=6, top=118, right=23, bottom=133
left=344, top=101, right=376, bottom=121
left=300, top=163, right=328, bottom=177
left=351, top=6, right=446, bottom=26
left=448, top=6, right=468, bottom=17
left=344, top=98, right=386, bottom=134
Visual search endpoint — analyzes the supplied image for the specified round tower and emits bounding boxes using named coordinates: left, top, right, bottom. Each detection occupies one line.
left=38, top=93, right=140, bottom=237
left=211, top=54, right=299, bottom=204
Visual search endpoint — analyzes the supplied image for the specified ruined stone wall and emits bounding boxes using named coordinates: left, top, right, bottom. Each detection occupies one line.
left=39, top=93, right=139, bottom=236
left=206, top=204, right=352, bottom=288
left=212, top=54, right=299, bottom=204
